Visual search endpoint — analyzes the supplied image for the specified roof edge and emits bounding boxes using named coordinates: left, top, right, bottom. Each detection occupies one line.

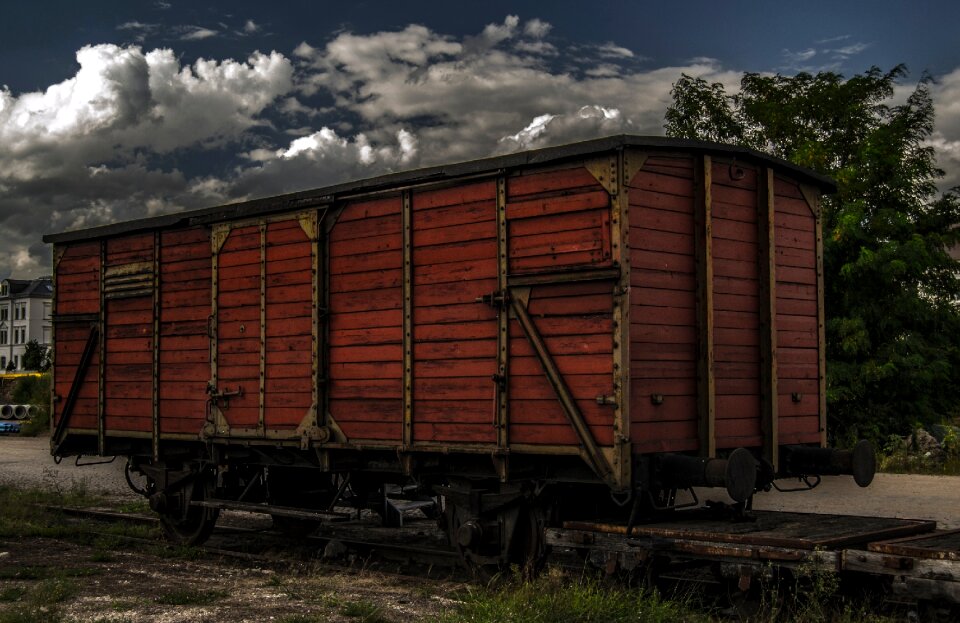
left=44, top=135, right=836, bottom=244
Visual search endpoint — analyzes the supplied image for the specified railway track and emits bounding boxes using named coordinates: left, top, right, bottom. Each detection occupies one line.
left=48, top=504, right=464, bottom=580
left=45, top=503, right=960, bottom=615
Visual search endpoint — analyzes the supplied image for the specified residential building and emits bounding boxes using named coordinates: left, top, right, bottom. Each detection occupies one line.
left=0, top=277, right=53, bottom=372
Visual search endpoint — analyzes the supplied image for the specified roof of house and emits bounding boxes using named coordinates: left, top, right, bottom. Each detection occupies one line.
left=2, top=277, right=53, bottom=300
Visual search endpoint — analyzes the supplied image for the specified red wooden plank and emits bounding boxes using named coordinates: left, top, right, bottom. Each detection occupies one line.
left=415, top=340, right=497, bottom=360
left=330, top=379, right=401, bottom=399
left=631, top=228, right=695, bottom=255
left=629, top=191, right=694, bottom=215
left=413, top=239, right=496, bottom=266
left=776, top=283, right=816, bottom=301
left=631, top=421, right=699, bottom=453
left=414, top=279, right=496, bottom=307
left=509, top=210, right=605, bottom=238
left=329, top=288, right=402, bottom=313
left=413, top=180, right=496, bottom=210
left=710, top=161, right=758, bottom=190
left=631, top=324, right=695, bottom=344
left=330, top=250, right=401, bottom=275
left=413, top=422, right=496, bottom=443
left=631, top=249, right=695, bottom=273
left=330, top=326, right=402, bottom=346
left=512, top=250, right=609, bottom=271
left=329, top=344, right=403, bottom=363
left=630, top=270, right=696, bottom=293
left=506, top=189, right=609, bottom=220
left=329, top=269, right=402, bottom=293
left=337, top=196, right=401, bottom=222
left=716, top=395, right=759, bottom=419
left=507, top=167, right=600, bottom=198
left=330, top=214, right=401, bottom=241
left=412, top=200, right=494, bottom=231
left=630, top=342, right=696, bottom=361
left=329, top=231, right=400, bottom=256
left=329, top=362, right=403, bottom=379
left=510, top=228, right=604, bottom=259
left=629, top=170, right=695, bottom=198
left=714, top=344, right=760, bottom=363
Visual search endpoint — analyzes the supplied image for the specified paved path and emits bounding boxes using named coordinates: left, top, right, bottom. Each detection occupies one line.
left=2, top=435, right=958, bottom=529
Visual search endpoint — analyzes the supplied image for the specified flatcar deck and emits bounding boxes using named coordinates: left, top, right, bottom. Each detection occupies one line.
left=549, top=511, right=960, bottom=603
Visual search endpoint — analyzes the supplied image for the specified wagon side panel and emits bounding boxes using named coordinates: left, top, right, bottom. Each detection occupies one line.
left=328, top=197, right=403, bottom=441
left=506, top=166, right=615, bottom=448
left=159, top=227, right=211, bottom=435
left=627, top=155, right=699, bottom=453
left=774, top=177, right=821, bottom=444
left=53, top=241, right=102, bottom=433
left=411, top=181, right=498, bottom=444
left=711, top=161, right=762, bottom=448
left=264, top=219, right=314, bottom=431
left=104, top=233, right=155, bottom=434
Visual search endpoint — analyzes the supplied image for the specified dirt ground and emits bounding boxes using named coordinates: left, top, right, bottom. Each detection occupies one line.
left=2, top=435, right=960, bottom=621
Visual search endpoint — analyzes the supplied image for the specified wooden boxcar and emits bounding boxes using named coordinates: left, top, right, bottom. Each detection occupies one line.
left=45, top=136, right=872, bottom=568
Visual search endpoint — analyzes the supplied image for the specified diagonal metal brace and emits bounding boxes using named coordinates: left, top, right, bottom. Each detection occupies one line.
left=52, top=323, right=99, bottom=454
left=508, top=294, right=616, bottom=487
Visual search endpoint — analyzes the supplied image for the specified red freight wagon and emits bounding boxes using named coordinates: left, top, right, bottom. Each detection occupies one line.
left=45, top=136, right=873, bottom=569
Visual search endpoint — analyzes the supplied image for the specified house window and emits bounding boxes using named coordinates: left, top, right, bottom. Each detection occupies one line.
left=0, top=307, right=7, bottom=321
left=1, top=357, right=6, bottom=370
left=43, top=302, right=51, bottom=319
left=0, top=330, right=7, bottom=345
left=12, top=355, right=18, bottom=370
left=0, top=284, right=7, bottom=296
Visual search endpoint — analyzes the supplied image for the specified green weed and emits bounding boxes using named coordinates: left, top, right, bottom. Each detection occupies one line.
left=341, top=599, right=391, bottom=622
left=0, top=586, right=27, bottom=602
left=436, top=569, right=708, bottom=623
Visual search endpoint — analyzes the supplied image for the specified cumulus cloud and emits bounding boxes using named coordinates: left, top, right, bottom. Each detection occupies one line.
left=0, top=44, right=293, bottom=276
left=931, top=68, right=960, bottom=190
left=523, top=18, right=552, bottom=39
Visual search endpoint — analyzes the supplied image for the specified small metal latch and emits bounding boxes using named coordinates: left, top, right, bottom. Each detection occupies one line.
left=207, top=384, right=243, bottom=407
left=595, top=394, right=617, bottom=406
left=476, top=290, right=509, bottom=307
left=491, top=373, right=506, bottom=388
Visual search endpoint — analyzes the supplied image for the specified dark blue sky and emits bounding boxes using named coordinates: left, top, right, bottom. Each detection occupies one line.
left=2, top=0, right=957, bottom=92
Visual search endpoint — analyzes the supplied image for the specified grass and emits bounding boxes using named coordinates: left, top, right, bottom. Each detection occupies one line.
left=154, top=588, right=228, bottom=606
left=0, top=587, right=28, bottom=603
left=341, top=599, right=392, bottom=623
left=436, top=570, right=709, bottom=623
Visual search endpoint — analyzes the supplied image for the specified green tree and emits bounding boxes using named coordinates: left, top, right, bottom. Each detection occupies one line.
left=665, top=66, right=960, bottom=441
left=22, top=339, right=50, bottom=372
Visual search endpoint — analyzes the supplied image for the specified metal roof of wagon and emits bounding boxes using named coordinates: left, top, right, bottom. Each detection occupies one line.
left=43, top=135, right=837, bottom=244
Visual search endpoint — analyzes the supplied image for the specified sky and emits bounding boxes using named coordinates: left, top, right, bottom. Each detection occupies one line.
left=2, top=0, right=960, bottom=278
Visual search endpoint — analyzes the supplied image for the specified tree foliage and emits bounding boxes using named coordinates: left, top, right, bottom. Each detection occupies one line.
left=665, top=66, right=960, bottom=441
left=22, top=339, right=50, bottom=372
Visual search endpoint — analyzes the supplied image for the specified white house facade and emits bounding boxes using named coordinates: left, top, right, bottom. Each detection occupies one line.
left=0, top=277, right=53, bottom=372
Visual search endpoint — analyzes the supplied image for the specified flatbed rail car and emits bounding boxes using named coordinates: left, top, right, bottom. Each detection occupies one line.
left=44, top=135, right=874, bottom=568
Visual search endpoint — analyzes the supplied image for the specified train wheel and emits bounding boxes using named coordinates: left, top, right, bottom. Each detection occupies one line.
left=158, top=472, right=219, bottom=546
left=447, top=501, right=548, bottom=580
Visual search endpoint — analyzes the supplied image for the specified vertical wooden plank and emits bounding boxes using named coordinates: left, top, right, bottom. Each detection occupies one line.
left=50, top=245, right=61, bottom=432
left=814, top=194, right=827, bottom=447
left=258, top=221, right=266, bottom=434
left=97, top=240, right=106, bottom=455
left=152, top=231, right=161, bottom=461
left=495, top=176, right=509, bottom=479
left=758, top=168, right=779, bottom=469
left=309, top=211, right=321, bottom=441
left=694, top=155, right=715, bottom=457
left=611, top=149, right=634, bottom=491
left=402, top=191, right=413, bottom=450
